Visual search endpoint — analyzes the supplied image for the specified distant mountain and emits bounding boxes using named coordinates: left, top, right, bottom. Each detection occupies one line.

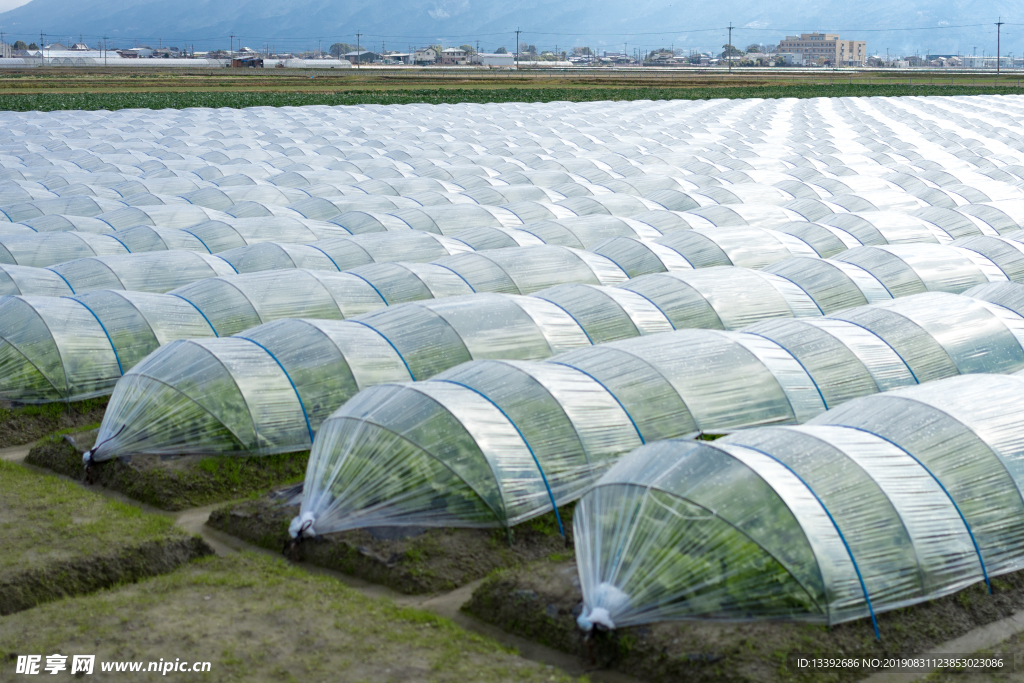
left=0, top=0, right=1018, bottom=57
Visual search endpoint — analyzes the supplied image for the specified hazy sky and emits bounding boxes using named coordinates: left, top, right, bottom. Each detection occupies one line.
left=0, top=0, right=30, bottom=12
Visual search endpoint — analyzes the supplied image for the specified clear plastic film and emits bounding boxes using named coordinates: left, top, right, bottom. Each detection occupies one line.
left=297, top=361, right=642, bottom=533
left=0, top=295, right=121, bottom=402
left=830, top=292, right=1024, bottom=381
left=0, top=291, right=216, bottom=402
left=48, top=251, right=237, bottom=294
left=589, top=237, right=696, bottom=278
left=435, top=245, right=627, bottom=294
left=0, top=232, right=128, bottom=267
left=834, top=244, right=1006, bottom=297
left=764, top=257, right=893, bottom=314
left=953, top=235, right=1024, bottom=282
left=90, top=294, right=591, bottom=459
left=512, top=215, right=665, bottom=248
left=822, top=211, right=954, bottom=245
left=573, top=399, right=1002, bottom=631
left=532, top=283, right=674, bottom=343
left=95, top=204, right=228, bottom=230
left=167, top=269, right=387, bottom=336
left=297, top=287, right=1024, bottom=537
left=181, top=217, right=351, bottom=251
left=112, top=226, right=212, bottom=254
left=809, top=374, right=1024, bottom=578
left=620, top=267, right=819, bottom=330
left=0, top=264, right=76, bottom=296
left=216, top=243, right=340, bottom=273
left=4, top=215, right=115, bottom=235
left=654, top=226, right=819, bottom=269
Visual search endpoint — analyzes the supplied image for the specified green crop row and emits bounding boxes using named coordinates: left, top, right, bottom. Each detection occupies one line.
left=0, top=83, right=1022, bottom=112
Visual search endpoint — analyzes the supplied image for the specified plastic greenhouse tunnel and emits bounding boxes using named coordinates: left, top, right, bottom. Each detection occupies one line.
left=84, top=293, right=598, bottom=459
left=3, top=238, right=1013, bottom=405
left=0, top=246, right=630, bottom=404
left=0, top=292, right=216, bottom=402
left=572, top=373, right=1024, bottom=636
left=287, top=291, right=1024, bottom=539
left=0, top=232, right=129, bottom=267
left=78, top=254, right=964, bottom=460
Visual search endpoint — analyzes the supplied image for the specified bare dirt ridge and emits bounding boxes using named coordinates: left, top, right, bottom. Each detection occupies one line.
left=208, top=492, right=574, bottom=595
left=26, top=431, right=308, bottom=511
left=0, top=399, right=106, bottom=449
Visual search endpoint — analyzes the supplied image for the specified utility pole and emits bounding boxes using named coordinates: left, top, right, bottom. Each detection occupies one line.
left=515, top=28, right=520, bottom=70
left=997, top=18, right=1004, bottom=75
left=229, top=34, right=234, bottom=58
left=40, top=32, right=44, bottom=66
left=103, top=36, right=107, bottom=66
left=356, top=32, right=361, bottom=69
left=728, top=22, right=733, bottom=73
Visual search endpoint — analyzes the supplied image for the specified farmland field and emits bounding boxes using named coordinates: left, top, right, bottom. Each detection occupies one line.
left=5, top=89, right=1024, bottom=683
left=0, top=67, right=1023, bottom=109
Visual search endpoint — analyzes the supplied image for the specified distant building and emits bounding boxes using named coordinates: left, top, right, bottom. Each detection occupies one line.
left=413, top=48, right=437, bottom=65
left=962, top=55, right=1011, bottom=69
left=439, top=47, right=468, bottom=65
left=0, top=42, right=10, bottom=59
left=647, top=50, right=679, bottom=66
left=70, top=43, right=90, bottom=51
left=471, top=52, right=514, bottom=66
left=231, top=56, right=263, bottom=68
left=344, top=50, right=379, bottom=64
left=778, top=33, right=865, bottom=66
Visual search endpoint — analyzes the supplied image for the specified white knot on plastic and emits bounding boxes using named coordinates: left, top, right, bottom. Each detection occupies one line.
left=288, top=511, right=317, bottom=539
left=577, top=606, right=615, bottom=632
left=577, top=581, right=630, bottom=631
left=82, top=450, right=93, bottom=465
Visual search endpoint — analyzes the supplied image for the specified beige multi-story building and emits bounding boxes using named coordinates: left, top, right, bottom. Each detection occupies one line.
left=777, top=33, right=866, bottom=66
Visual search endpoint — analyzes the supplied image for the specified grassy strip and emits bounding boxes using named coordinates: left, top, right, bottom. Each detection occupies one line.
left=465, top=557, right=1024, bottom=683
left=24, top=432, right=308, bottom=511
left=0, top=83, right=1022, bottom=110
left=0, top=459, right=211, bottom=614
left=208, top=493, right=574, bottom=594
left=0, top=398, right=107, bottom=449
left=0, top=552, right=581, bottom=683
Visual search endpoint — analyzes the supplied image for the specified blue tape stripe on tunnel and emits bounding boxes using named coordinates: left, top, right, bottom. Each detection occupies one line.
left=829, top=424, right=992, bottom=594
left=167, top=294, right=219, bottom=337
left=63, top=297, right=123, bottom=376
left=236, top=336, right=315, bottom=444
left=732, top=442, right=881, bottom=640
left=431, top=378, right=564, bottom=537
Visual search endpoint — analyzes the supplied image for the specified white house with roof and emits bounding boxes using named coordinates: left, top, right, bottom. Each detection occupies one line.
left=439, top=47, right=468, bottom=65
left=414, top=47, right=437, bottom=64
